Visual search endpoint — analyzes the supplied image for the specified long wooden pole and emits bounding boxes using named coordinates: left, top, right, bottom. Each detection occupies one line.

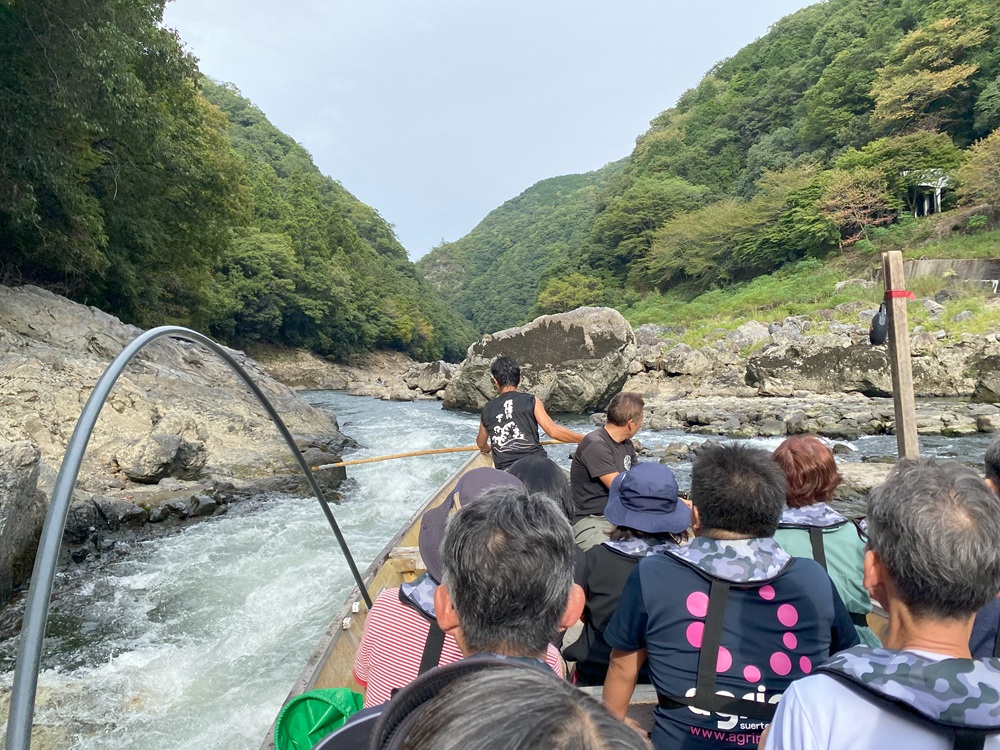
left=313, top=440, right=571, bottom=470
left=882, top=251, right=920, bottom=459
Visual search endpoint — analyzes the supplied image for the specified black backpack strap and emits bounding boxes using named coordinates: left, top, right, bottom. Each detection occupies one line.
left=994, top=620, right=999, bottom=659
left=418, top=619, right=446, bottom=675
left=808, top=527, right=827, bottom=570
left=850, top=611, right=870, bottom=628
left=656, top=577, right=777, bottom=722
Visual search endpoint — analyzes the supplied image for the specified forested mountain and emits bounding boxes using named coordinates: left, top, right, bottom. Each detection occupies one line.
left=422, top=0, right=1000, bottom=331
left=417, top=162, right=625, bottom=332
left=0, top=0, right=475, bottom=361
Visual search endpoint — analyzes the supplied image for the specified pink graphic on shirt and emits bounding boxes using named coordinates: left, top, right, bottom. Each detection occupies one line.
left=777, top=604, right=799, bottom=627
left=686, top=621, right=705, bottom=648
left=743, top=665, right=761, bottom=683
left=758, top=585, right=776, bottom=601
left=770, top=651, right=792, bottom=676
left=782, top=632, right=798, bottom=650
left=799, top=656, right=813, bottom=673
left=717, top=646, right=732, bottom=673
left=686, top=591, right=710, bottom=618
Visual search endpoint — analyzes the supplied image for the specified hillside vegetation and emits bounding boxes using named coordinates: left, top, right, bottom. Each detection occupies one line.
left=0, top=0, right=475, bottom=361
left=420, top=0, right=1000, bottom=334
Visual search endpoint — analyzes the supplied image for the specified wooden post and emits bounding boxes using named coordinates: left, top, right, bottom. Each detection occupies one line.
left=882, top=251, right=920, bottom=458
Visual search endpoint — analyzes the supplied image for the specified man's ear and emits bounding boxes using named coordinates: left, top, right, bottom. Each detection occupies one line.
left=863, top=549, right=885, bottom=602
left=987, top=477, right=998, bottom=496
left=690, top=505, right=702, bottom=535
left=560, top=583, right=585, bottom=631
left=434, top=584, right=460, bottom=633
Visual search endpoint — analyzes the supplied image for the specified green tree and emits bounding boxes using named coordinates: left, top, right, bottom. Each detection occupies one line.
left=955, top=128, right=1000, bottom=220
left=534, top=274, right=605, bottom=315
left=869, top=17, right=988, bottom=133
left=819, top=167, right=897, bottom=245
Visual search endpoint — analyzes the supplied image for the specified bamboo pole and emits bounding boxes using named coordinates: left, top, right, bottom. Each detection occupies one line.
left=882, top=251, right=920, bottom=459
left=313, top=440, right=571, bottom=470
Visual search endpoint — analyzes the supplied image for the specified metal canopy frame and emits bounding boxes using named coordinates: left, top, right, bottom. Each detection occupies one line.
left=5, top=326, right=370, bottom=750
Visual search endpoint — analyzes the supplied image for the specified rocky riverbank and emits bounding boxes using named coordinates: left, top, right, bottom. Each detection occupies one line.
left=0, top=285, right=353, bottom=597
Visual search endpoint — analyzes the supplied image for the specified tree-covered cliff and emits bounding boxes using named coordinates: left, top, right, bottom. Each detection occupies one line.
left=420, top=0, right=1000, bottom=331
left=0, top=0, right=475, bottom=361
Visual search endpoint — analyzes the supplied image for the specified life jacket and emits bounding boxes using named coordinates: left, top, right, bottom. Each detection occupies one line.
left=398, top=572, right=447, bottom=675
left=778, top=504, right=869, bottom=628
left=818, top=646, right=1000, bottom=750
left=655, top=537, right=795, bottom=722
left=601, top=535, right=677, bottom=559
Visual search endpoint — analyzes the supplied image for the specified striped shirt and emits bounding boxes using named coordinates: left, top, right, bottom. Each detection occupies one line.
left=353, top=587, right=566, bottom=707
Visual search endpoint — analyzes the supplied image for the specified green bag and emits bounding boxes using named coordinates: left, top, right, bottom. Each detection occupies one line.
left=274, top=688, right=365, bottom=750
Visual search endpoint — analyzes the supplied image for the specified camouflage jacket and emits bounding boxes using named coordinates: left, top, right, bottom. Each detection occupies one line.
left=819, top=646, right=1000, bottom=731
left=399, top=571, right=438, bottom=620
left=778, top=503, right=848, bottom=528
left=665, top=536, right=792, bottom=583
left=603, top=536, right=679, bottom=559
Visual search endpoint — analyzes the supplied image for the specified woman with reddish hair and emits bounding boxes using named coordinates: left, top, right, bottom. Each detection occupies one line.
left=772, top=435, right=880, bottom=646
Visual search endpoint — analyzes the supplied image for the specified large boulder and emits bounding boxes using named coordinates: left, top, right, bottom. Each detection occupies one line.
left=746, top=334, right=892, bottom=397
left=443, top=307, right=637, bottom=413
left=404, top=360, right=459, bottom=394
left=114, top=433, right=208, bottom=484
left=0, top=442, right=47, bottom=601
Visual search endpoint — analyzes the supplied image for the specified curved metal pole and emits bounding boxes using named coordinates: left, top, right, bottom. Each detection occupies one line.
left=5, top=326, right=371, bottom=750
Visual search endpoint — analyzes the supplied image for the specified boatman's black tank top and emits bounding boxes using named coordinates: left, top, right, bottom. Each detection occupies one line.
left=480, top=392, right=545, bottom=470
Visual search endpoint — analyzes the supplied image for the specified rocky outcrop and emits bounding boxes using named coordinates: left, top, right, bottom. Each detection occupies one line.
left=0, top=443, right=47, bottom=601
left=0, top=284, right=352, bottom=569
left=443, top=307, right=637, bottom=412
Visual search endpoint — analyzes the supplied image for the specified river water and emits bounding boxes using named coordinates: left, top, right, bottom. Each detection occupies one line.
left=0, top=392, right=990, bottom=749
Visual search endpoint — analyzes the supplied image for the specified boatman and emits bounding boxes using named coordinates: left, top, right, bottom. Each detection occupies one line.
left=476, top=356, right=583, bottom=470
left=569, top=392, right=644, bottom=550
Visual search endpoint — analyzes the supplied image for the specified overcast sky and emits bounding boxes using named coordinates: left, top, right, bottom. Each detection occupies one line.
left=163, top=0, right=816, bottom=259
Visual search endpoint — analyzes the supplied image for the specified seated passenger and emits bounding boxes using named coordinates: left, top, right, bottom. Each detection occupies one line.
left=372, top=661, right=649, bottom=750
left=563, top=461, right=691, bottom=686
left=352, top=469, right=564, bottom=709
left=973, top=436, right=1000, bottom=658
left=772, top=435, right=879, bottom=646
left=764, top=459, right=1000, bottom=749
left=508, top=453, right=573, bottom=521
left=602, top=442, right=858, bottom=750
left=569, top=392, right=644, bottom=550
left=320, top=484, right=584, bottom=748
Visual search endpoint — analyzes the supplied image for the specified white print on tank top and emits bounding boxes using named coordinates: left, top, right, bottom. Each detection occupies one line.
left=492, top=397, right=525, bottom=447
left=623, top=455, right=632, bottom=471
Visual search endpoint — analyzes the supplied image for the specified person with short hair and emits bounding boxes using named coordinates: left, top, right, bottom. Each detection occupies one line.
left=476, top=356, right=583, bottom=470
left=319, top=485, right=584, bottom=749
left=603, top=442, right=857, bottom=750
left=564, top=461, right=691, bottom=686
left=381, top=663, right=649, bottom=750
left=569, top=392, right=644, bottom=549
left=772, top=435, right=879, bottom=646
left=763, top=459, right=1000, bottom=749
left=971, top=432, right=1000, bottom=659
left=351, top=469, right=566, bottom=709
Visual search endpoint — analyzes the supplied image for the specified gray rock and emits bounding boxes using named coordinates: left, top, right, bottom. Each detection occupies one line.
left=951, top=310, right=974, bottom=323
left=115, top=434, right=207, bottom=484
left=188, top=495, right=218, bottom=517
left=832, top=443, right=854, bottom=455
left=662, top=345, right=711, bottom=376
left=0, top=443, right=47, bottom=600
left=746, top=334, right=891, bottom=397
left=404, top=360, right=458, bottom=394
left=921, top=298, right=945, bottom=317
left=758, top=418, right=787, bottom=437
left=726, top=321, right=771, bottom=350
left=443, top=307, right=637, bottom=413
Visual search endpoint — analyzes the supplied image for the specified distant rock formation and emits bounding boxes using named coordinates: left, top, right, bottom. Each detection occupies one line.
left=443, top=307, right=637, bottom=413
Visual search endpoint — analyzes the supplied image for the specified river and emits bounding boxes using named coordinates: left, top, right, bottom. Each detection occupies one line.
left=0, top=392, right=990, bottom=749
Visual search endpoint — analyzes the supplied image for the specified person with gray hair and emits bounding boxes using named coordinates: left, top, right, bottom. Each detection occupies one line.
left=316, top=486, right=584, bottom=750
left=374, top=663, right=648, bottom=750
left=435, top=485, right=584, bottom=657
left=973, top=435, right=1000, bottom=659
left=763, top=459, right=1000, bottom=750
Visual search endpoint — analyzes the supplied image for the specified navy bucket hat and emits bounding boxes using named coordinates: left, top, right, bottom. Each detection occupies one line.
left=605, top=462, right=690, bottom=534
left=419, top=468, right=525, bottom=583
